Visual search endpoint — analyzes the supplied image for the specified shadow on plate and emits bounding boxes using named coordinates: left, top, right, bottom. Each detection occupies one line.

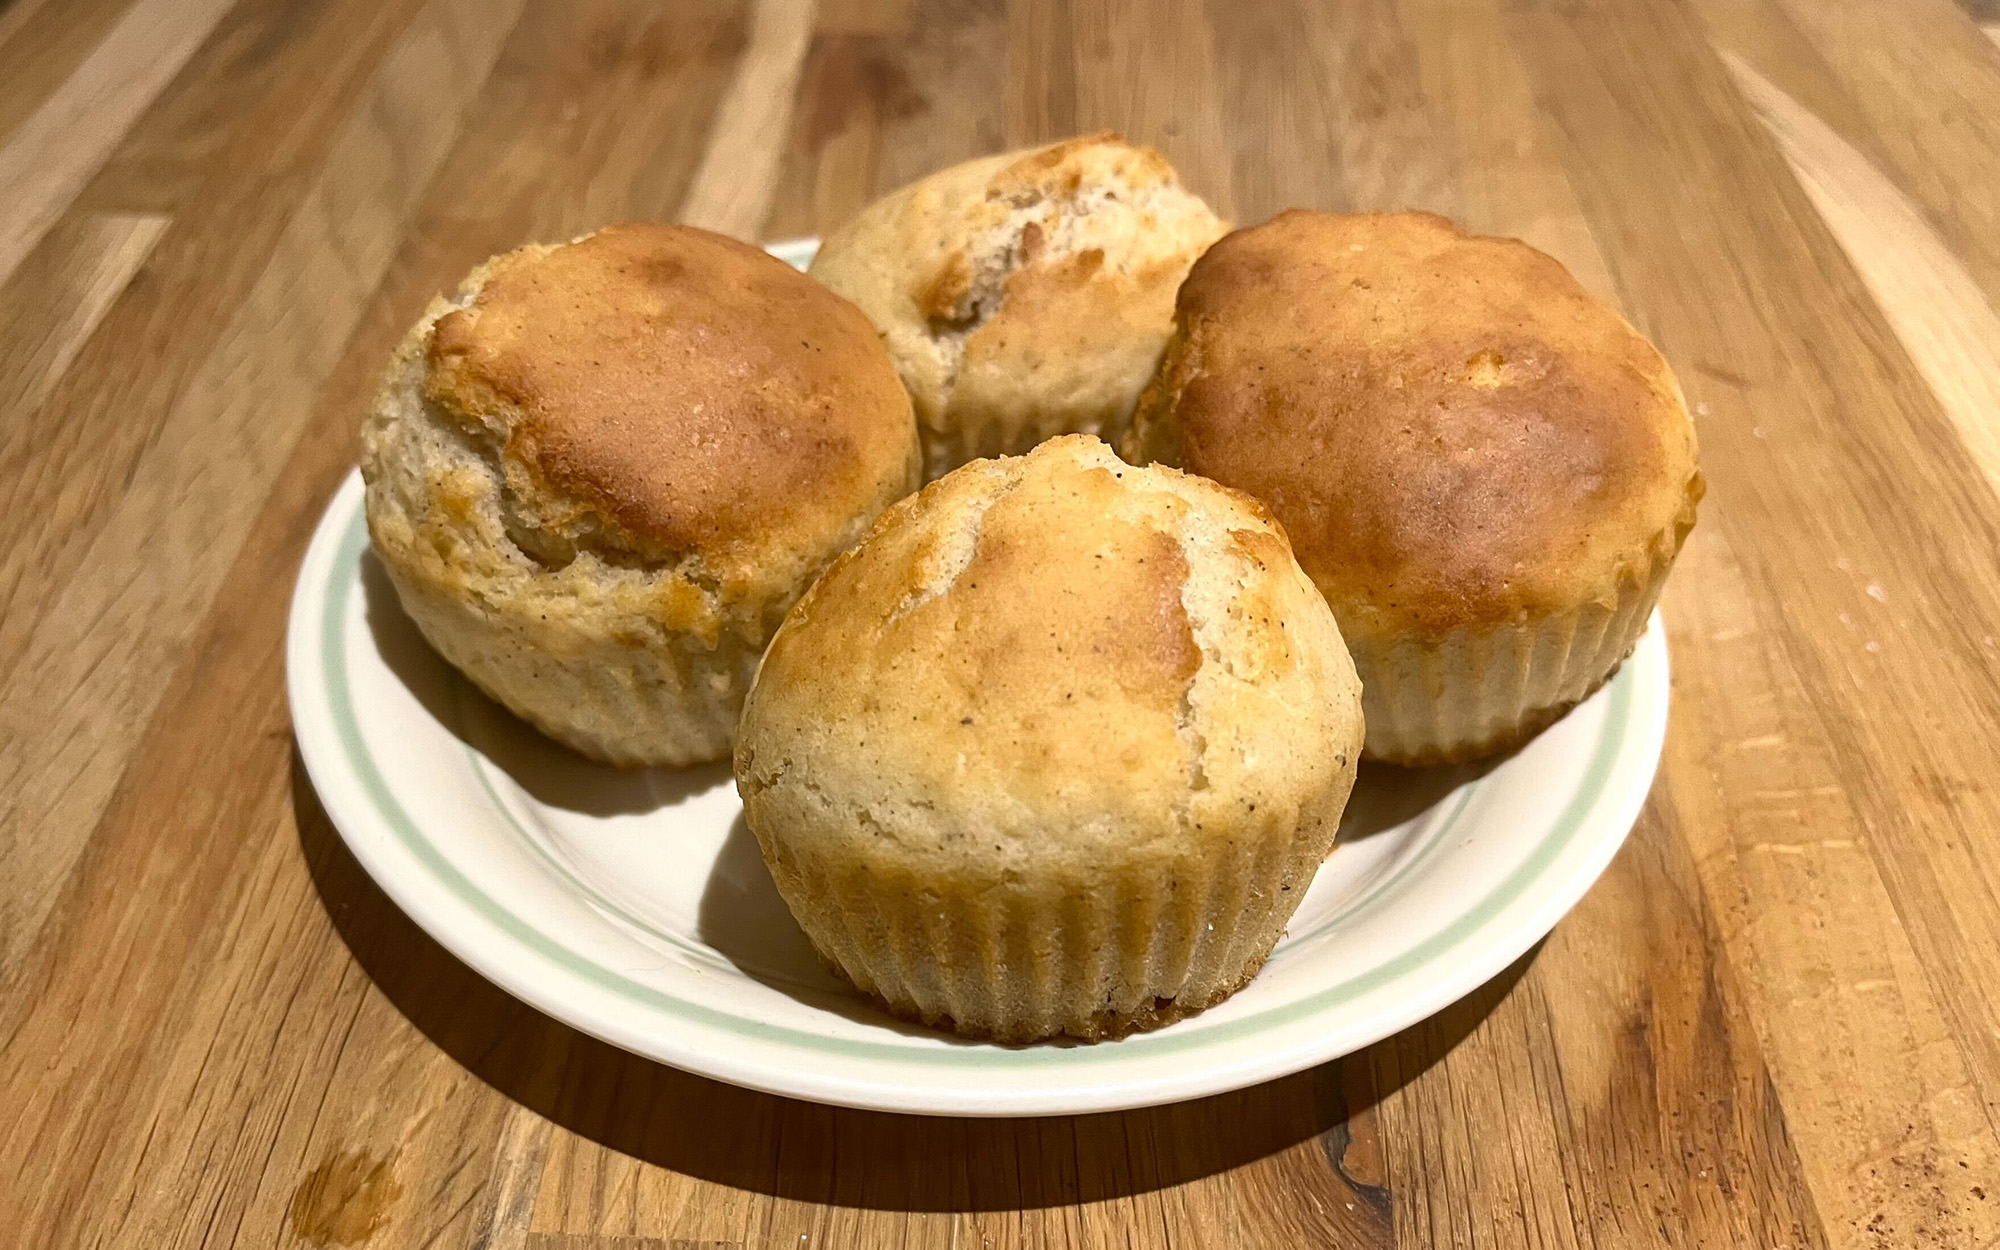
left=694, top=810, right=827, bottom=983
left=295, top=746, right=1538, bottom=1212
left=362, top=551, right=715, bottom=817
left=1337, top=756, right=1506, bottom=843
left=695, top=815, right=1109, bottom=1045
left=365, top=550, right=982, bottom=1039
left=693, top=811, right=1012, bottom=1040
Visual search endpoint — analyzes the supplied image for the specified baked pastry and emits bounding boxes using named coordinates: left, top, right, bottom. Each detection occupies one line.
left=361, top=223, right=921, bottom=766
left=1124, top=210, right=1701, bottom=764
left=808, top=133, right=1226, bottom=479
left=734, top=435, right=1364, bottom=1042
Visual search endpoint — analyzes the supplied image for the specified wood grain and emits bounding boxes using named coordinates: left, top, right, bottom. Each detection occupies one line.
left=0, top=0, right=521, bottom=973
left=678, top=0, right=818, bottom=239
left=74, top=0, right=430, bottom=216
left=1752, top=0, right=2000, bottom=315
left=1499, top=3, right=2000, bottom=1246
left=0, top=0, right=440, bottom=964
left=5, top=0, right=2000, bottom=1245
left=0, top=0, right=135, bottom=147
left=0, top=0, right=237, bottom=286
left=1723, top=50, right=2000, bottom=497
left=0, top=209, right=166, bottom=417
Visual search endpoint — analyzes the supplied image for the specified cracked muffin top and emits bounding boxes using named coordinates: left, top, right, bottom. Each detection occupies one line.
left=734, top=435, right=1362, bottom=869
left=809, top=134, right=1226, bottom=479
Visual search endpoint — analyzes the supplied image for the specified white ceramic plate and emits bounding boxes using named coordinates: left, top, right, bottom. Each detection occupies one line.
left=287, top=239, right=1668, bottom=1117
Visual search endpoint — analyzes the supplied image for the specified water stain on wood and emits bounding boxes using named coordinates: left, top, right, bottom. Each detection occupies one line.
left=290, top=1150, right=402, bottom=1246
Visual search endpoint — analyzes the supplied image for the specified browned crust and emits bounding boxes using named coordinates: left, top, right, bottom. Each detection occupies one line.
left=986, top=129, right=1174, bottom=199
left=423, top=223, right=916, bottom=563
left=756, top=447, right=1204, bottom=794
left=1132, top=210, right=1702, bottom=639
left=915, top=248, right=973, bottom=322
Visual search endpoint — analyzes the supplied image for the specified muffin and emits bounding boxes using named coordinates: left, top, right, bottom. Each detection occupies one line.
left=734, top=435, right=1364, bottom=1042
left=361, top=223, right=921, bottom=766
left=1124, top=211, right=1701, bottom=764
left=808, top=133, right=1226, bottom=480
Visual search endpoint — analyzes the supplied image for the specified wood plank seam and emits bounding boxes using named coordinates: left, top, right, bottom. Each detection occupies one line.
left=0, top=211, right=166, bottom=418
left=1722, top=51, right=2000, bottom=503
left=0, top=0, right=528, bottom=980
left=1493, top=0, right=2000, bottom=1242
left=679, top=0, right=820, bottom=240
left=0, top=0, right=237, bottom=288
left=469, top=1102, right=558, bottom=1250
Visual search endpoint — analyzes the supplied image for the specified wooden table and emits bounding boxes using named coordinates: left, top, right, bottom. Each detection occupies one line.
left=6, top=0, right=2000, bottom=1245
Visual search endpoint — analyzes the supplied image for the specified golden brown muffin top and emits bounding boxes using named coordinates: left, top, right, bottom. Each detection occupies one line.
left=786, top=448, right=1202, bottom=821
left=423, top=223, right=918, bottom=572
left=737, top=436, right=1362, bottom=870
left=1127, top=210, right=1702, bottom=637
